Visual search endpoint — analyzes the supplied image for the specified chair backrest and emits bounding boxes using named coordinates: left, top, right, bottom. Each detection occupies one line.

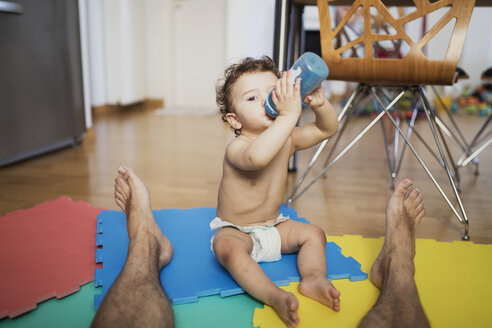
left=317, top=0, right=476, bottom=85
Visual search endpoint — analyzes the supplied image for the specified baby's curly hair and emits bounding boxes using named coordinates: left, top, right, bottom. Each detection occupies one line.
left=216, top=56, right=280, bottom=136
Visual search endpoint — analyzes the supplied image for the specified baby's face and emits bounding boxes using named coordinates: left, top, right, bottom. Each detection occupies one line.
left=230, top=71, right=277, bottom=135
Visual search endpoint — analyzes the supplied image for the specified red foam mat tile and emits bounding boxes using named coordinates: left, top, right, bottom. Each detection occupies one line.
left=0, top=196, right=104, bottom=318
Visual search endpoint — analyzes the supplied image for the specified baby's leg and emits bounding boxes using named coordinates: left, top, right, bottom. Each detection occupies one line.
left=213, top=227, right=300, bottom=328
left=277, top=221, right=341, bottom=312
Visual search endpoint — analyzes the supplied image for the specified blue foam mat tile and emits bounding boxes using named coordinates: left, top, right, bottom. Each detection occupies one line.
left=94, top=294, right=103, bottom=309
left=325, top=241, right=368, bottom=282
left=95, top=248, right=103, bottom=263
left=94, top=268, right=103, bottom=287
left=94, top=205, right=367, bottom=308
left=96, top=217, right=103, bottom=233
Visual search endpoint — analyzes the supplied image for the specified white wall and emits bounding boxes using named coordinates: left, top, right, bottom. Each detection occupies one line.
left=226, top=0, right=275, bottom=65
left=459, top=7, right=492, bottom=88
left=85, top=0, right=226, bottom=110
left=407, top=6, right=492, bottom=90
left=86, top=0, right=159, bottom=108
left=86, top=0, right=106, bottom=107
left=172, top=0, right=226, bottom=109
left=144, top=0, right=168, bottom=100
left=102, top=0, right=146, bottom=105
left=78, top=0, right=92, bottom=128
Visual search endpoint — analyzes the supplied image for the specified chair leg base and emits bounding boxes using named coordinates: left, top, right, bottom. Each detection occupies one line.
left=462, top=222, right=471, bottom=241
left=288, top=83, right=472, bottom=240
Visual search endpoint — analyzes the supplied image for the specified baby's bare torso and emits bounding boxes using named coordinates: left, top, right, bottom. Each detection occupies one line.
left=216, top=138, right=292, bottom=227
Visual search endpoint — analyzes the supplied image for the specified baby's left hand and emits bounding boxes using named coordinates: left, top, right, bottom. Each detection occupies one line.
left=303, top=85, right=326, bottom=109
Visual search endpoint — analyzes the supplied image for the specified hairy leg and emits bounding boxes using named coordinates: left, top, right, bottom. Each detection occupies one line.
left=92, top=167, right=174, bottom=328
left=359, top=178, right=429, bottom=328
left=213, top=228, right=300, bottom=328
left=277, top=221, right=341, bottom=312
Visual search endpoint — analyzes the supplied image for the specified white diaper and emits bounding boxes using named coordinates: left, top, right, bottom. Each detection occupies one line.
left=210, top=215, right=289, bottom=263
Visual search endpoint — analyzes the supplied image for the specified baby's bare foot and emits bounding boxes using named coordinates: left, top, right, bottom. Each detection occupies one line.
left=299, top=276, right=341, bottom=312
left=114, top=166, right=173, bottom=269
left=370, top=178, right=425, bottom=288
left=271, top=290, right=300, bottom=328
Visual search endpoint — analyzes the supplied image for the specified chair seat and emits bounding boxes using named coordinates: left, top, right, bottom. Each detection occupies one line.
left=318, top=0, right=476, bottom=86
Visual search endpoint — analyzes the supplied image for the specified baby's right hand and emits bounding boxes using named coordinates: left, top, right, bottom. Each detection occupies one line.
left=271, top=70, right=302, bottom=118
left=303, top=84, right=326, bottom=110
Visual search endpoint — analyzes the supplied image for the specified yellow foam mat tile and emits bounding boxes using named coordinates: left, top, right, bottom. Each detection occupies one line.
left=253, top=235, right=492, bottom=327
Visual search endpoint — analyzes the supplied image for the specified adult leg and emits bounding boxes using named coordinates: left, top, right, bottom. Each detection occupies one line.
left=359, top=179, right=430, bottom=328
left=92, top=167, right=174, bottom=328
left=212, top=228, right=300, bottom=328
left=276, top=221, right=341, bottom=312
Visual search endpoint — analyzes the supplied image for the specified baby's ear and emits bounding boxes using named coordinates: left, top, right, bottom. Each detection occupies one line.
left=225, top=113, right=242, bottom=130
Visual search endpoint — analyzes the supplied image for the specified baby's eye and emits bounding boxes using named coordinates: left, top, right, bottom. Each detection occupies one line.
left=247, top=96, right=258, bottom=102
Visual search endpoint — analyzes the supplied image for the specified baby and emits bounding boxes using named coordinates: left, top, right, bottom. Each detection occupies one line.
left=212, top=56, right=339, bottom=328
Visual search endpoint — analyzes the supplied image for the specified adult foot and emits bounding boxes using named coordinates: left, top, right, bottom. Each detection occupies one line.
left=299, top=276, right=341, bottom=312
left=114, top=166, right=173, bottom=269
left=370, top=178, right=425, bottom=288
left=271, top=290, right=300, bottom=328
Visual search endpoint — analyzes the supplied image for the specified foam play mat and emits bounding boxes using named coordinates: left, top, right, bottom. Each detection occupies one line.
left=94, top=206, right=367, bottom=307
left=0, top=282, right=260, bottom=328
left=0, top=283, right=97, bottom=328
left=0, top=197, right=103, bottom=319
left=0, top=282, right=265, bottom=328
left=253, top=235, right=492, bottom=328
left=1, top=234, right=491, bottom=328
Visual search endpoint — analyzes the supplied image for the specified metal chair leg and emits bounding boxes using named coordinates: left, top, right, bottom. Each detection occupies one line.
left=320, top=107, right=355, bottom=179
left=418, top=85, right=469, bottom=239
left=372, top=87, right=470, bottom=240
left=395, top=105, right=419, bottom=179
left=320, top=87, right=373, bottom=175
left=288, top=89, right=406, bottom=204
left=417, top=91, right=463, bottom=190
left=379, top=110, right=397, bottom=189
left=289, top=81, right=473, bottom=239
left=375, top=88, right=396, bottom=187
left=399, top=111, right=446, bottom=168
left=375, top=88, right=418, bottom=189
left=459, top=136, right=492, bottom=167
left=431, top=85, right=469, bottom=149
left=433, top=113, right=463, bottom=191
left=390, top=90, right=458, bottom=182
left=391, top=115, right=401, bottom=189
left=287, top=85, right=362, bottom=202
left=430, top=86, right=481, bottom=171
left=458, top=115, right=492, bottom=168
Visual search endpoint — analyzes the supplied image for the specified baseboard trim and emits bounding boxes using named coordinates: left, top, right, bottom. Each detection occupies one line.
left=143, top=98, right=164, bottom=110
left=91, top=98, right=165, bottom=116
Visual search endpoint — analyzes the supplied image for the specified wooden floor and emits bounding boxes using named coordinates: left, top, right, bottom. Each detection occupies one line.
left=1, top=103, right=491, bottom=244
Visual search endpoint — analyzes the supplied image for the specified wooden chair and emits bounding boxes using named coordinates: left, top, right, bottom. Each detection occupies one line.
left=288, top=0, right=476, bottom=239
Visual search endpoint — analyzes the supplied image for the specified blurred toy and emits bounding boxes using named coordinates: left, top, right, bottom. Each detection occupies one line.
left=450, top=101, right=459, bottom=113
left=453, top=84, right=491, bottom=116
left=464, top=96, right=479, bottom=115
left=434, top=95, right=452, bottom=113
left=478, top=102, right=492, bottom=116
